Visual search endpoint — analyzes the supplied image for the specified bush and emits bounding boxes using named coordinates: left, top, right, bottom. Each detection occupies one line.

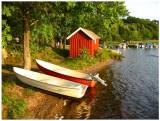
left=61, top=48, right=96, bottom=70
left=79, top=48, right=96, bottom=64
left=95, top=49, right=110, bottom=61
left=79, top=48, right=90, bottom=60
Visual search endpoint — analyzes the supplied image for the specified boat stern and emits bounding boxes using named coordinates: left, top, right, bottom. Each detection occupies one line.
left=76, top=85, right=88, bottom=98
left=90, top=80, right=96, bottom=87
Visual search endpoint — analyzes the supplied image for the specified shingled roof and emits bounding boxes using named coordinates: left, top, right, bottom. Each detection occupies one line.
left=66, top=27, right=100, bottom=41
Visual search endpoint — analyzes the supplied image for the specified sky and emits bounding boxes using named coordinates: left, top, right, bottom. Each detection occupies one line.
left=125, top=0, right=159, bottom=20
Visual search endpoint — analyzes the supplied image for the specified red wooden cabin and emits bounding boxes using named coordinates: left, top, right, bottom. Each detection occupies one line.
left=67, top=27, right=100, bottom=58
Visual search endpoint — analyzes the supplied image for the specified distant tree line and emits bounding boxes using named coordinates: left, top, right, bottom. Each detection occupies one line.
left=122, top=16, right=159, bottom=41
left=2, top=2, right=159, bottom=69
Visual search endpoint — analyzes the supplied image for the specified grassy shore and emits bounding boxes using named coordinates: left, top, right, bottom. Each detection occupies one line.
left=2, top=47, right=122, bottom=119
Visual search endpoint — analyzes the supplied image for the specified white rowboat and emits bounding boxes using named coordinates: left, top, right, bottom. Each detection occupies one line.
left=13, top=67, right=88, bottom=98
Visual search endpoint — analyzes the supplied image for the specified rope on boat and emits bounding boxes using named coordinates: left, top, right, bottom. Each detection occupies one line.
left=89, top=73, right=107, bottom=86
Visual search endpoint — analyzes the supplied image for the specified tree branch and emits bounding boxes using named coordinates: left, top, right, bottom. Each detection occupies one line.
left=30, top=20, right=39, bottom=27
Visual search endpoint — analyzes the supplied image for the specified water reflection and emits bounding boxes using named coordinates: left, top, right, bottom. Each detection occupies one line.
left=62, top=88, right=96, bottom=119
left=89, top=66, right=123, bottom=119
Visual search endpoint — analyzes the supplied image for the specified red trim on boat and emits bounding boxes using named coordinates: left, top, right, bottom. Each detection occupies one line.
left=36, top=63, right=96, bottom=87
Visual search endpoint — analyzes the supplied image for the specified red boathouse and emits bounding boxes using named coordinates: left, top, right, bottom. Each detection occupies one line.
left=67, top=27, right=100, bottom=58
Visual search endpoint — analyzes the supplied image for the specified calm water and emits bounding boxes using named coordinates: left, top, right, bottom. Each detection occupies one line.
left=63, top=48, right=159, bottom=119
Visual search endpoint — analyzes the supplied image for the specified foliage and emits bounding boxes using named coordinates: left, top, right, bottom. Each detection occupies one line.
left=2, top=2, right=129, bottom=51
left=31, top=21, right=55, bottom=51
left=80, top=48, right=96, bottom=64
left=129, top=40, right=158, bottom=44
left=2, top=78, right=27, bottom=119
left=79, top=48, right=90, bottom=59
left=95, top=48, right=123, bottom=61
left=2, top=95, right=27, bottom=119
left=95, top=49, right=110, bottom=61
left=62, top=48, right=122, bottom=70
left=62, top=48, right=96, bottom=70
left=2, top=5, right=15, bottom=48
left=122, top=16, right=159, bottom=41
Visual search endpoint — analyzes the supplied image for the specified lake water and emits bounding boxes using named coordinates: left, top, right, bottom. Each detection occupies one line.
left=63, top=48, right=159, bottom=119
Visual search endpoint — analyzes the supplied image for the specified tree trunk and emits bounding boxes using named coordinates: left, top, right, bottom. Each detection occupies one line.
left=51, top=39, right=55, bottom=48
left=60, top=40, right=63, bottom=49
left=63, top=39, right=66, bottom=50
left=103, top=41, right=106, bottom=48
left=2, top=48, right=8, bottom=65
left=23, top=13, right=31, bottom=70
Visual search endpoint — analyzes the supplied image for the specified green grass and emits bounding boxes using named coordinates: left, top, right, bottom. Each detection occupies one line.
left=95, top=49, right=111, bottom=61
left=2, top=79, right=17, bottom=87
left=61, top=48, right=122, bottom=70
left=24, top=86, right=37, bottom=96
left=95, top=48, right=123, bottom=61
left=31, top=47, right=64, bottom=61
left=2, top=79, right=27, bottom=119
left=2, top=95, right=27, bottom=119
left=61, top=48, right=96, bottom=70
left=62, top=57, right=96, bottom=70
left=2, top=79, right=18, bottom=98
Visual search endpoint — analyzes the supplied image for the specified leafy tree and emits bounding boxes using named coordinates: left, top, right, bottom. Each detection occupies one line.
left=91, top=2, right=128, bottom=45
left=51, top=2, right=128, bottom=47
left=2, top=2, right=54, bottom=70
left=2, top=5, right=14, bottom=48
left=123, top=16, right=159, bottom=41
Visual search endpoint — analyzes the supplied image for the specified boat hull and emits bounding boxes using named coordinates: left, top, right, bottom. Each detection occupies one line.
left=37, top=62, right=96, bottom=87
left=13, top=67, right=88, bottom=98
